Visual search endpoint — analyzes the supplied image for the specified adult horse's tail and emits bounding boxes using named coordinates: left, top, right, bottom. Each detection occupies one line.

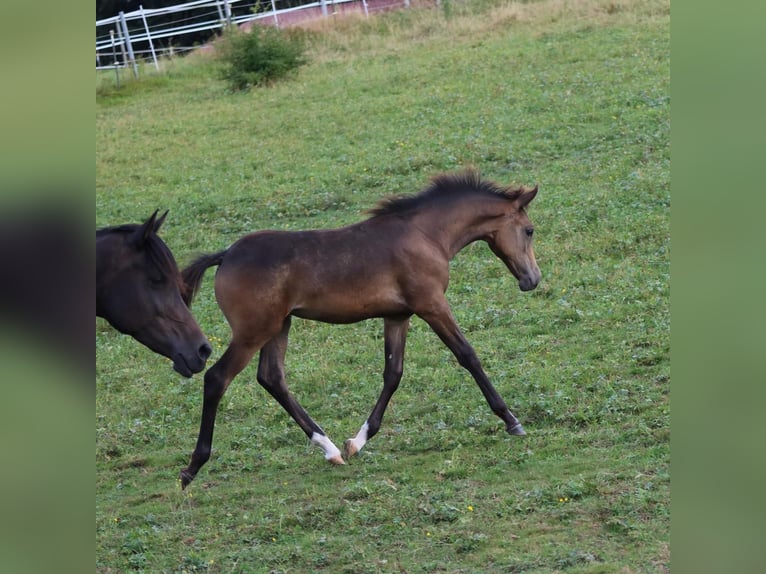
left=182, top=249, right=228, bottom=307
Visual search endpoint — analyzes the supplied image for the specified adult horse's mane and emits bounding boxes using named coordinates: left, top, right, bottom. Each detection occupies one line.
left=366, top=170, right=526, bottom=218
left=97, top=223, right=183, bottom=288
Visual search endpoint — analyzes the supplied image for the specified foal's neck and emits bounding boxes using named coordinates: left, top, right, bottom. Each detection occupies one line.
left=413, top=196, right=506, bottom=259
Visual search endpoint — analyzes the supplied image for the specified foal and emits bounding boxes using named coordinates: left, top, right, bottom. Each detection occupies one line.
left=180, top=171, right=540, bottom=487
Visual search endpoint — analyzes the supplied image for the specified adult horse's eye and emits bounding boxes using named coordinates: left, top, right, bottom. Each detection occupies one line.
left=525, top=227, right=534, bottom=238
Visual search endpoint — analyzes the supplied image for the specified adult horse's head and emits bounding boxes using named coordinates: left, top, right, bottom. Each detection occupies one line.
left=96, top=211, right=211, bottom=377
left=486, top=184, right=541, bottom=292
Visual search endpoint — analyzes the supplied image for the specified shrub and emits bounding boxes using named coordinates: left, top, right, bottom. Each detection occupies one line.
left=217, top=25, right=307, bottom=91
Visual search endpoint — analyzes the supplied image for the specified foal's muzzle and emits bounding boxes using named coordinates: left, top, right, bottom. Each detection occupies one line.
left=518, top=269, right=541, bottom=292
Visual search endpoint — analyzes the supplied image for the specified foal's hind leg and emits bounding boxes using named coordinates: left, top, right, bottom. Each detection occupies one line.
left=257, top=317, right=344, bottom=465
left=344, top=317, right=410, bottom=459
left=180, top=339, right=261, bottom=488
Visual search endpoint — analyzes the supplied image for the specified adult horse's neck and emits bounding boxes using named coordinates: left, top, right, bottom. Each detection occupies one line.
left=411, top=194, right=508, bottom=260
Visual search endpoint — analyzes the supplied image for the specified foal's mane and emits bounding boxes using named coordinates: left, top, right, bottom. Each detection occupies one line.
left=366, top=170, right=525, bottom=218
left=97, top=224, right=183, bottom=287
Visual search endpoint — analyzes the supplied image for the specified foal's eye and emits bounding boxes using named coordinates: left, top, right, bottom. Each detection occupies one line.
left=525, top=227, right=534, bottom=238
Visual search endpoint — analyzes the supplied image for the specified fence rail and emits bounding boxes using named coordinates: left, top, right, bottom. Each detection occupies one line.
left=96, top=0, right=414, bottom=75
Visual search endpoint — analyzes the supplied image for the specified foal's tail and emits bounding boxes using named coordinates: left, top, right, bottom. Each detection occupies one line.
left=182, top=249, right=228, bottom=307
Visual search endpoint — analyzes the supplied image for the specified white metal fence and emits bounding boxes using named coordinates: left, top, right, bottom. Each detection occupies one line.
left=96, top=0, right=413, bottom=75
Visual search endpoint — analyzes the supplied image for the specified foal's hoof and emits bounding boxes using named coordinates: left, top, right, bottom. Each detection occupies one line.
left=343, top=439, right=359, bottom=460
left=179, top=469, right=195, bottom=489
left=507, top=423, right=527, bottom=436
left=328, top=454, right=346, bottom=466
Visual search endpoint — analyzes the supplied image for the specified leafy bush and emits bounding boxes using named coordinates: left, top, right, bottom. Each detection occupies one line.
left=217, top=25, right=307, bottom=91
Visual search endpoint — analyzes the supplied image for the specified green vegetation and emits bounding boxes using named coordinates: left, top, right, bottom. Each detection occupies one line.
left=97, top=1, right=669, bottom=572
left=217, top=26, right=308, bottom=91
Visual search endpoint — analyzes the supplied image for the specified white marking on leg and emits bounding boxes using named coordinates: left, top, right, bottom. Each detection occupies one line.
left=346, top=421, right=370, bottom=455
left=311, top=432, right=343, bottom=462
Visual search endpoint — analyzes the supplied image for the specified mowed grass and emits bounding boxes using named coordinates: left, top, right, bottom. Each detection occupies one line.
left=96, top=1, right=669, bottom=572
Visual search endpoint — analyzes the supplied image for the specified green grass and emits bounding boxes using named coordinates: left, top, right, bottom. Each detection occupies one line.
left=97, top=1, right=669, bottom=572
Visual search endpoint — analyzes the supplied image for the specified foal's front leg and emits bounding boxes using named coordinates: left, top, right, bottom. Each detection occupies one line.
left=418, top=302, right=526, bottom=436
left=345, top=316, right=410, bottom=459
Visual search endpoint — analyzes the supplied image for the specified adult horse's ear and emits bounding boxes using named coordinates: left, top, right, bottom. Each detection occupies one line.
left=135, top=210, right=160, bottom=247
left=517, top=185, right=538, bottom=209
left=154, top=210, right=169, bottom=233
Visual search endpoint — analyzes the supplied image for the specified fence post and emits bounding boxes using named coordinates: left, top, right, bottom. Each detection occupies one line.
left=320, top=0, right=328, bottom=18
left=270, top=0, right=279, bottom=27
left=110, top=29, right=121, bottom=88
left=223, top=0, right=232, bottom=26
left=115, top=21, right=129, bottom=70
left=118, top=11, right=139, bottom=78
left=139, top=5, right=160, bottom=71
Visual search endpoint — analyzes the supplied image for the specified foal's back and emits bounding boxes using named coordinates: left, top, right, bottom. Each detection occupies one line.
left=214, top=216, right=441, bottom=325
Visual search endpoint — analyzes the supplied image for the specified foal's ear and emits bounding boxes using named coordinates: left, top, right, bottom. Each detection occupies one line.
left=517, top=185, right=538, bottom=209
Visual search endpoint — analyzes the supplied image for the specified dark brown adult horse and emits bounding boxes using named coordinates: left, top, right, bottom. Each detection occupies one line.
left=97, top=210, right=211, bottom=377
left=180, top=171, right=540, bottom=487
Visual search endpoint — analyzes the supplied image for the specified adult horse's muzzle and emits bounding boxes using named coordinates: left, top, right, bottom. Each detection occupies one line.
left=172, top=342, right=212, bottom=377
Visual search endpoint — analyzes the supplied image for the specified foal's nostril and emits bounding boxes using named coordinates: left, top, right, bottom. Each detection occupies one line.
left=199, top=342, right=212, bottom=361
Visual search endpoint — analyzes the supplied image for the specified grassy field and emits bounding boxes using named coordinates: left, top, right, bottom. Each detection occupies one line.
left=96, top=0, right=670, bottom=572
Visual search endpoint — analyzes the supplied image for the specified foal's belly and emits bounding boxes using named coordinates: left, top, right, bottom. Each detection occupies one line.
left=291, top=286, right=411, bottom=324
